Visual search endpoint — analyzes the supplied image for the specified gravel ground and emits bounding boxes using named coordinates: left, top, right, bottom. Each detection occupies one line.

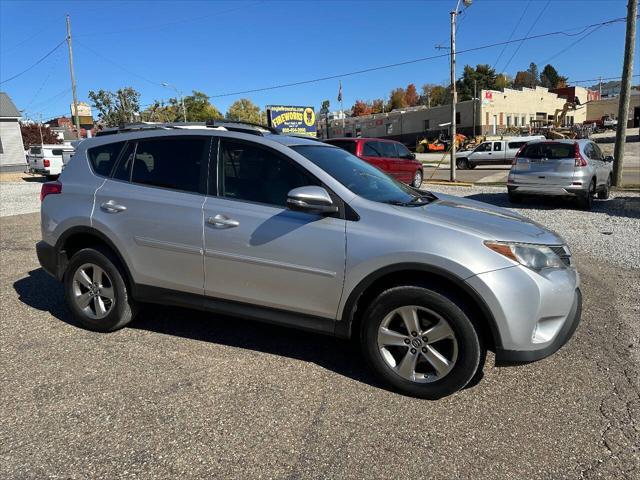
left=425, top=184, right=640, bottom=269
left=0, top=181, right=42, bottom=217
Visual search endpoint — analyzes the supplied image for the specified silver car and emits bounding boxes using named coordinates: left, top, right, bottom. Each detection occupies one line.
left=508, top=139, right=613, bottom=209
left=36, top=123, right=582, bottom=399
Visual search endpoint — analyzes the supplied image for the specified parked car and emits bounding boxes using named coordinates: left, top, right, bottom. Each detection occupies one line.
left=27, top=144, right=74, bottom=179
left=324, top=137, right=424, bottom=188
left=36, top=123, right=581, bottom=399
left=585, top=115, right=618, bottom=131
left=507, top=139, right=613, bottom=210
left=455, top=136, right=545, bottom=170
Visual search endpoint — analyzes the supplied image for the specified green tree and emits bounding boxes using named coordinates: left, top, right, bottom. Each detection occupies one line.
left=540, top=64, right=568, bottom=89
left=456, top=64, right=499, bottom=101
left=421, top=84, right=450, bottom=107
left=88, top=87, right=141, bottom=126
left=495, top=74, right=512, bottom=90
left=226, top=98, right=262, bottom=124
left=181, top=91, right=223, bottom=121
left=526, top=62, right=540, bottom=88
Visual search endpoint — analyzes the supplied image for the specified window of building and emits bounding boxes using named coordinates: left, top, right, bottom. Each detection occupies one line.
left=88, top=141, right=125, bottom=177
left=514, top=116, right=519, bottom=126
left=220, top=140, right=318, bottom=207
left=456, top=112, right=461, bottom=124
left=0, top=137, right=3, bottom=154
left=386, top=123, right=393, bottom=135
left=423, top=119, right=430, bottom=131
left=506, top=115, right=511, bottom=127
left=521, top=115, right=526, bottom=126
left=118, top=138, right=207, bottom=193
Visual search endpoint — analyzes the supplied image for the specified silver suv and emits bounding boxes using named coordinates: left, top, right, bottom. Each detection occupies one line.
left=36, top=123, right=582, bottom=399
left=508, top=139, right=614, bottom=209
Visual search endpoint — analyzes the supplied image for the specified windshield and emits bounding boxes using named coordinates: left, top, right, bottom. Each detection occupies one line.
left=292, top=145, right=418, bottom=204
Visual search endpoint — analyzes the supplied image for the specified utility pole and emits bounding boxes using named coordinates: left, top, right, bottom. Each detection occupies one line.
left=598, top=75, right=603, bottom=98
left=612, top=0, right=637, bottom=187
left=66, top=15, right=81, bottom=140
left=38, top=113, right=44, bottom=145
left=472, top=79, right=477, bottom=137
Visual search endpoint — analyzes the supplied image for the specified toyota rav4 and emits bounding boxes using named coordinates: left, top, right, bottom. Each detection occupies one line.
left=36, top=122, right=582, bottom=399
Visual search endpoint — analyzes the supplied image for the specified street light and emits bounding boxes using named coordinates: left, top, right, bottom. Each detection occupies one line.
left=449, top=0, right=472, bottom=182
left=161, top=82, right=187, bottom=122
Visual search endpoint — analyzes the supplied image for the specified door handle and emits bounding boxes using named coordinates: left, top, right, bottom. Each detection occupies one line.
left=207, top=214, right=239, bottom=228
left=100, top=201, right=127, bottom=213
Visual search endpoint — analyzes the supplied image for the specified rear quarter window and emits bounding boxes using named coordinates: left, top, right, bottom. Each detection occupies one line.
left=51, top=149, right=64, bottom=156
left=88, top=141, right=126, bottom=177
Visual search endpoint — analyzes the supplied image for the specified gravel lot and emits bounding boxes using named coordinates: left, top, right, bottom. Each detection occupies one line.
left=1, top=184, right=638, bottom=479
left=0, top=179, right=42, bottom=217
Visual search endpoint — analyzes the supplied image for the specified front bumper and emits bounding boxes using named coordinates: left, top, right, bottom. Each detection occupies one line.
left=466, top=264, right=582, bottom=366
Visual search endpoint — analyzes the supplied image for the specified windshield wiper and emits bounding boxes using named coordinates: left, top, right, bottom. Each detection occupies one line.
left=408, top=192, right=437, bottom=205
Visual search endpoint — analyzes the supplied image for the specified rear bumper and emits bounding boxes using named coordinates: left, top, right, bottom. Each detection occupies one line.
left=508, top=183, right=587, bottom=197
left=36, top=241, right=59, bottom=279
left=495, top=288, right=582, bottom=365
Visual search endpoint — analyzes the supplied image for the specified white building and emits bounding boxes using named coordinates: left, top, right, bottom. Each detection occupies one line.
left=0, top=92, right=26, bottom=172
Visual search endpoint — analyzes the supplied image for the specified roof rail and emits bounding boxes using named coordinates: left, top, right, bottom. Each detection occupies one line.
left=95, top=122, right=182, bottom=136
left=205, top=120, right=278, bottom=136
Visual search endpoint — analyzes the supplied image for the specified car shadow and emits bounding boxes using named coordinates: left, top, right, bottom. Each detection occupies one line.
left=12, top=268, right=384, bottom=391
left=466, top=192, right=640, bottom=219
left=20, top=176, right=47, bottom=183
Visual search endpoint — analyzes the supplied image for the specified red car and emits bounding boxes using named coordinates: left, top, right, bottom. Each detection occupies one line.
left=324, top=138, right=424, bottom=188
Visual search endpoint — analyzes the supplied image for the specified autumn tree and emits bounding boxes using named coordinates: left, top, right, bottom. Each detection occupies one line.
left=226, top=98, right=262, bottom=124
left=495, top=74, right=512, bottom=90
left=371, top=99, right=385, bottom=114
left=88, top=87, right=141, bottom=126
left=20, top=122, right=61, bottom=148
left=351, top=100, right=372, bottom=116
left=387, top=88, right=407, bottom=111
left=404, top=83, right=420, bottom=106
left=512, top=71, right=532, bottom=89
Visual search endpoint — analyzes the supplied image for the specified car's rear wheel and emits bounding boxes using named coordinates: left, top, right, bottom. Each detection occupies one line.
left=578, top=179, right=596, bottom=210
left=456, top=158, right=469, bottom=170
left=64, top=247, right=136, bottom=332
left=361, top=286, right=483, bottom=399
left=597, top=175, right=611, bottom=200
left=412, top=170, right=423, bottom=188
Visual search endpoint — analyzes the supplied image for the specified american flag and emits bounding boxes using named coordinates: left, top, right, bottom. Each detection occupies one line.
left=337, top=81, right=343, bottom=102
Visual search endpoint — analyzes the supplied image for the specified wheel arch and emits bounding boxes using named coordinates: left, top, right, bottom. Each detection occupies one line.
left=336, top=263, right=502, bottom=351
left=54, top=226, right=134, bottom=290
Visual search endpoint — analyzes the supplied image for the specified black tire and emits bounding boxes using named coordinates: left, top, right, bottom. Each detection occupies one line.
left=360, top=286, right=483, bottom=399
left=64, top=246, right=136, bottom=332
left=597, top=175, right=611, bottom=200
left=468, top=163, right=477, bottom=170
left=456, top=158, right=469, bottom=170
left=577, top=179, right=595, bottom=210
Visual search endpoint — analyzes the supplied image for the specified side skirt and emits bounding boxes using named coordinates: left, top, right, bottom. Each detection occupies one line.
left=132, top=284, right=337, bottom=337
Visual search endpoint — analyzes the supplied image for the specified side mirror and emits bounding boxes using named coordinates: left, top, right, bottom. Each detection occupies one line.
left=604, top=155, right=614, bottom=162
left=408, top=152, right=416, bottom=160
left=286, top=186, right=338, bottom=215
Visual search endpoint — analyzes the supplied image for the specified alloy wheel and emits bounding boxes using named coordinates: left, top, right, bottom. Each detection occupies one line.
left=377, top=305, right=458, bottom=383
left=72, top=263, right=115, bottom=319
left=413, top=170, right=423, bottom=188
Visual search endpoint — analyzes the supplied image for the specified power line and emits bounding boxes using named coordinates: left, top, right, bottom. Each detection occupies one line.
left=492, top=0, right=531, bottom=70
left=0, top=38, right=66, bottom=85
left=570, top=74, right=639, bottom=84
left=500, top=0, right=551, bottom=74
left=207, top=16, right=628, bottom=99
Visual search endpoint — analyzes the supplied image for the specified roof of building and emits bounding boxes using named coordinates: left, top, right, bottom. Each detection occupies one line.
left=0, top=92, right=21, bottom=118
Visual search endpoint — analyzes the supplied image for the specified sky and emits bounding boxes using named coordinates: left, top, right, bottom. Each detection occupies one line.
left=0, top=0, right=635, bottom=121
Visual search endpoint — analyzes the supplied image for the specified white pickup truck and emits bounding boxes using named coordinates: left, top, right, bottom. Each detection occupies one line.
left=27, top=144, right=75, bottom=179
left=455, top=135, right=545, bottom=170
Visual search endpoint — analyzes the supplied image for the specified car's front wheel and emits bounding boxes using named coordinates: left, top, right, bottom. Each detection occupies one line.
left=456, top=158, right=469, bottom=170
left=64, top=246, right=136, bottom=332
left=361, top=286, right=483, bottom=399
left=412, top=170, right=423, bottom=188
left=597, top=175, right=611, bottom=200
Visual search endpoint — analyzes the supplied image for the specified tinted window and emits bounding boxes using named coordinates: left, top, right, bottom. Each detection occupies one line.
left=292, top=145, right=417, bottom=204
left=327, top=140, right=357, bottom=155
left=363, top=141, right=382, bottom=157
left=508, top=141, right=527, bottom=149
left=127, top=138, right=207, bottom=193
left=88, top=141, right=125, bottom=177
left=30, top=147, right=42, bottom=155
left=520, top=143, right=574, bottom=160
left=590, top=143, right=603, bottom=160
left=52, top=149, right=64, bottom=156
left=380, top=142, right=397, bottom=158
left=475, top=142, right=492, bottom=152
left=113, top=142, right=136, bottom=181
left=396, top=143, right=412, bottom=158
left=493, top=142, right=502, bottom=151
left=220, top=140, right=318, bottom=207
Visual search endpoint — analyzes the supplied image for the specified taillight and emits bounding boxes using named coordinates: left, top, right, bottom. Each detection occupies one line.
left=574, top=143, right=587, bottom=167
left=512, top=144, right=526, bottom=166
left=43, top=159, right=50, bottom=167
left=40, top=181, right=62, bottom=202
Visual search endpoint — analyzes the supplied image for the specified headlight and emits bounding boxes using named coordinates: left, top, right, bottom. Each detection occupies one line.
left=484, top=241, right=568, bottom=271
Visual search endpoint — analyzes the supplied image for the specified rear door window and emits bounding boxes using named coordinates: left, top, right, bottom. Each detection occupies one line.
left=326, top=140, right=357, bottom=155
left=493, top=142, right=502, bottom=151
left=88, top=142, right=126, bottom=177
left=129, top=138, right=208, bottom=193
left=363, top=141, right=382, bottom=157
left=379, top=142, right=397, bottom=158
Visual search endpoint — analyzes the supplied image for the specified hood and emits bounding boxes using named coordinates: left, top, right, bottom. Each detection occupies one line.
left=409, top=193, right=564, bottom=244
